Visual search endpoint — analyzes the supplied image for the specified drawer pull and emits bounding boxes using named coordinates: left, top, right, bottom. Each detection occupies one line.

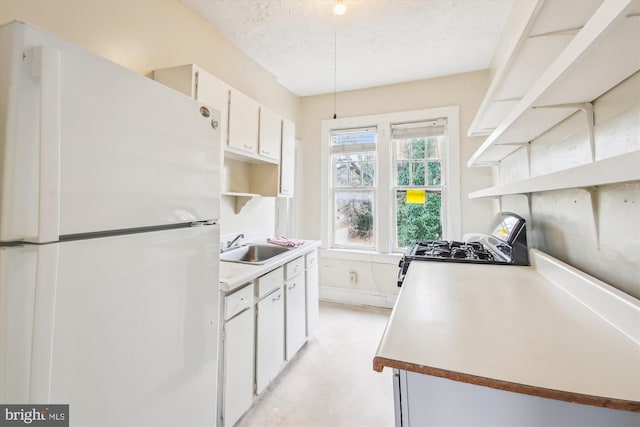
left=272, top=293, right=282, bottom=302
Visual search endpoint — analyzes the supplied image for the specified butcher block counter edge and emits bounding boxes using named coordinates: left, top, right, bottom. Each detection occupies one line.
left=373, top=249, right=640, bottom=412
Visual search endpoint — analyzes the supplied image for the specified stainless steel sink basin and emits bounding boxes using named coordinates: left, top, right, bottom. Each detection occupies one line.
left=220, top=244, right=291, bottom=264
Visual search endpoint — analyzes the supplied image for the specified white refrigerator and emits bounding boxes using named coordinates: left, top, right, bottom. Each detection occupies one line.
left=0, top=21, right=221, bottom=426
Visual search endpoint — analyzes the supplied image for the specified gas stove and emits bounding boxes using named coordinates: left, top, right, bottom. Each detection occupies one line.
left=397, top=212, right=529, bottom=286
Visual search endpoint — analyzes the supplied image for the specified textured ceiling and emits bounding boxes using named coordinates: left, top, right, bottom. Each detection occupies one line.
left=180, top=0, right=513, bottom=96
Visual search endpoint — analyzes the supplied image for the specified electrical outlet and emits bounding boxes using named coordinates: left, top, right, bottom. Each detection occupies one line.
left=349, top=271, right=357, bottom=283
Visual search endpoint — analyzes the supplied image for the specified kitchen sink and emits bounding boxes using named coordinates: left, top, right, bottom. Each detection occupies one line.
left=220, top=244, right=291, bottom=264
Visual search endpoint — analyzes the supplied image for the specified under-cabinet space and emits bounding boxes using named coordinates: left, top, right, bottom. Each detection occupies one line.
left=222, top=157, right=279, bottom=203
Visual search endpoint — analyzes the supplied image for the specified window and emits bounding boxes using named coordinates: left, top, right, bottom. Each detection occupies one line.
left=392, top=120, right=447, bottom=250
left=330, top=127, right=377, bottom=249
left=321, top=107, right=460, bottom=255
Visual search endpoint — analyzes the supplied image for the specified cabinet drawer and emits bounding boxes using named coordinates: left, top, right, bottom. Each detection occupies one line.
left=257, top=267, right=284, bottom=299
left=285, top=257, right=304, bottom=280
left=224, top=283, right=254, bottom=320
left=305, top=251, right=317, bottom=269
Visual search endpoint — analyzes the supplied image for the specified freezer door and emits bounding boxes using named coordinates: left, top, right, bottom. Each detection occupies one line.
left=0, top=225, right=220, bottom=426
left=0, top=22, right=220, bottom=243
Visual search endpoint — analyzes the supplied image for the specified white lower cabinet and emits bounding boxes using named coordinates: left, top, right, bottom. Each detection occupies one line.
left=221, top=283, right=254, bottom=427
left=219, top=249, right=319, bottom=426
left=304, top=250, right=319, bottom=337
left=256, top=285, right=285, bottom=394
left=285, top=259, right=306, bottom=360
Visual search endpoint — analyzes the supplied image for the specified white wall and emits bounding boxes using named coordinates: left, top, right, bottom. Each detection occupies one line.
left=297, top=71, right=495, bottom=306
left=499, top=73, right=640, bottom=299
left=0, top=0, right=299, bottom=238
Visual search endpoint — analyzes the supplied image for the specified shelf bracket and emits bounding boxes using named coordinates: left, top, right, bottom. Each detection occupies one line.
left=532, top=102, right=595, bottom=161
left=234, top=196, right=253, bottom=214
left=528, top=25, right=583, bottom=38
left=584, top=187, right=600, bottom=250
left=525, top=193, right=532, bottom=227
left=526, top=142, right=532, bottom=179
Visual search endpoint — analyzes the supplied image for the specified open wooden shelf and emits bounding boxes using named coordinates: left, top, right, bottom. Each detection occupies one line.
left=469, top=151, right=640, bottom=199
left=468, top=0, right=640, bottom=167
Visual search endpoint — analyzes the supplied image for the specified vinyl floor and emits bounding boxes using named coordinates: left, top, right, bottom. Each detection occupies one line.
left=235, top=301, right=395, bottom=427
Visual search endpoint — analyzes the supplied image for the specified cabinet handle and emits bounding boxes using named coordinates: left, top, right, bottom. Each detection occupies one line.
left=272, top=293, right=281, bottom=302
left=288, top=283, right=296, bottom=290
left=244, top=144, right=254, bottom=150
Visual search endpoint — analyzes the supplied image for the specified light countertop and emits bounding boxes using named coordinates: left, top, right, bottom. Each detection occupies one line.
left=373, top=249, right=640, bottom=412
left=219, top=239, right=320, bottom=292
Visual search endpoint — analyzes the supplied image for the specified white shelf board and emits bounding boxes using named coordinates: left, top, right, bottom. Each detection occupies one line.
left=224, top=147, right=278, bottom=165
left=468, top=0, right=604, bottom=138
left=468, top=0, right=640, bottom=167
left=469, top=151, right=640, bottom=199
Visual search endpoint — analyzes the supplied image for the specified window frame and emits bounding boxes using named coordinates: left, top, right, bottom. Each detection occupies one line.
left=320, top=106, right=460, bottom=256
left=329, top=128, right=378, bottom=250
left=391, top=123, right=448, bottom=252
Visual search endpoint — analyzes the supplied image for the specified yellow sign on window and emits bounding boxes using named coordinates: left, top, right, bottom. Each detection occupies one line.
left=406, top=190, right=425, bottom=204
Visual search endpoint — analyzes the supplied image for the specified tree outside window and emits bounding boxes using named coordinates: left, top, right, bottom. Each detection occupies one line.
left=331, top=129, right=376, bottom=249
left=393, top=130, right=446, bottom=249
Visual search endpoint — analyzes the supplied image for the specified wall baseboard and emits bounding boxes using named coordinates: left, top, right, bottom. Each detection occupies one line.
left=319, top=285, right=397, bottom=309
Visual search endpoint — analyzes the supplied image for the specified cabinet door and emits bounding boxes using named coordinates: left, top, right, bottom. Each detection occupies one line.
left=258, top=107, right=282, bottom=161
left=194, top=69, right=229, bottom=147
left=285, top=275, right=307, bottom=360
left=228, top=89, right=259, bottom=154
left=305, top=251, right=319, bottom=337
left=256, top=287, right=284, bottom=395
left=279, top=119, right=295, bottom=197
left=222, top=307, right=254, bottom=427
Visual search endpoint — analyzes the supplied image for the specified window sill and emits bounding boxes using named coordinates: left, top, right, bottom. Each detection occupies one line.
left=319, top=248, right=402, bottom=265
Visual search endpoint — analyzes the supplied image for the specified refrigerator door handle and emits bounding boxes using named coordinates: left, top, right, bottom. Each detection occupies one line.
left=29, top=45, right=61, bottom=244
left=190, top=220, right=218, bottom=227
left=29, top=244, right=60, bottom=402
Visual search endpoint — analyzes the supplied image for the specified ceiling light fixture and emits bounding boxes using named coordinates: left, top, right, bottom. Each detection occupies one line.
left=333, top=0, right=347, bottom=16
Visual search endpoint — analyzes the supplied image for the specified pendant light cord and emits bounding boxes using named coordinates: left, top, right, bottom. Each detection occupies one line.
left=333, top=12, right=337, bottom=119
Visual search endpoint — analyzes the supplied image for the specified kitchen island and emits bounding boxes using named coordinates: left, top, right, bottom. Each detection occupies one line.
left=374, top=249, right=640, bottom=426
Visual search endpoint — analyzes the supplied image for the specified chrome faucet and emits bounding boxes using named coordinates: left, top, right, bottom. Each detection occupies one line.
left=226, top=233, right=245, bottom=249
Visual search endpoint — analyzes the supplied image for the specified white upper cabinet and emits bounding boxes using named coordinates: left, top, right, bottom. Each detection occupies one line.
left=228, top=88, right=260, bottom=156
left=194, top=69, right=230, bottom=147
left=153, top=64, right=229, bottom=147
left=258, top=106, right=282, bottom=161
left=467, top=0, right=640, bottom=166
left=279, top=119, right=295, bottom=197
left=154, top=63, right=295, bottom=202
